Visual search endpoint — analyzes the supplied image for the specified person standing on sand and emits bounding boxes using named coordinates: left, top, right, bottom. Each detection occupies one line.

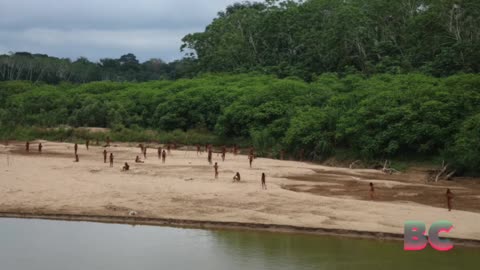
left=446, top=188, right=454, bottom=211
left=369, top=182, right=375, bottom=200
left=233, top=144, right=238, bottom=156
left=139, top=144, right=144, bottom=153
left=26, top=141, right=30, bottom=152
left=158, top=146, right=162, bottom=159
left=38, top=143, right=42, bottom=153
left=109, top=153, right=114, bottom=167
left=214, top=162, right=219, bottom=179
left=196, top=145, right=201, bottom=155
left=143, top=147, right=147, bottom=159
left=162, top=150, right=167, bottom=163
left=221, top=146, right=226, bottom=161
left=86, top=139, right=90, bottom=150
left=233, top=172, right=241, bottom=182
left=208, top=149, right=213, bottom=165
left=261, top=173, right=267, bottom=190
left=106, top=136, right=111, bottom=147
left=248, top=154, right=254, bottom=168
left=167, top=144, right=171, bottom=154
left=74, top=143, right=78, bottom=155
left=103, top=149, right=107, bottom=163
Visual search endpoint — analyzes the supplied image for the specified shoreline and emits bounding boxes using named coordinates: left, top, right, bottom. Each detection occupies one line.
left=1, top=212, right=480, bottom=248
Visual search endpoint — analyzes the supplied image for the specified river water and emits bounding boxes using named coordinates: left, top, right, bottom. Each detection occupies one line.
left=0, top=218, right=477, bottom=270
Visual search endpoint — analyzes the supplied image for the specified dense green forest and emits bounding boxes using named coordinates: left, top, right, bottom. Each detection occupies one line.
left=1, top=0, right=480, bottom=173
left=1, top=73, right=480, bottom=173
left=2, top=0, right=480, bottom=83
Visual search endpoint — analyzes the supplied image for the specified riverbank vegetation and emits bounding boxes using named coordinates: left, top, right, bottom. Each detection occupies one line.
left=1, top=73, right=480, bottom=173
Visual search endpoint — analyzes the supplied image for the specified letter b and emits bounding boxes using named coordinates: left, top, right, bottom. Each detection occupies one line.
left=404, top=221, right=428, bottom=251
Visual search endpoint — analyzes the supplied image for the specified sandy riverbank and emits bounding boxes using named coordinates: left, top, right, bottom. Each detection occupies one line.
left=1, top=141, right=479, bottom=243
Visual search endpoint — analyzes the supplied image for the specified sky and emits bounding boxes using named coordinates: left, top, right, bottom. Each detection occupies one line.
left=0, top=0, right=240, bottom=62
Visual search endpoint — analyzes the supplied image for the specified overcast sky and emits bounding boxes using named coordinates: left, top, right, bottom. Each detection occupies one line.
left=0, top=0, right=240, bottom=62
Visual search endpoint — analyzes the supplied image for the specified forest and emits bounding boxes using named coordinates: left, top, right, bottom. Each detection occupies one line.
left=1, top=0, right=480, bottom=173
left=1, top=73, right=480, bottom=173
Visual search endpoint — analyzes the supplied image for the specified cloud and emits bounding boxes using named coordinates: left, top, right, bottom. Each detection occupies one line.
left=0, top=0, right=239, bottom=61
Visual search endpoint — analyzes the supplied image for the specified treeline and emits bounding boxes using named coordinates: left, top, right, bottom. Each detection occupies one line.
left=0, top=52, right=197, bottom=84
left=1, top=73, right=480, bottom=173
left=182, top=0, right=480, bottom=80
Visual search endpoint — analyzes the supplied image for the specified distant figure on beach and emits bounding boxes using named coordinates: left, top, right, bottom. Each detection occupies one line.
left=143, top=147, right=147, bottom=159
left=86, top=139, right=89, bottom=150
left=208, top=149, right=213, bottom=164
left=167, top=144, right=171, bottom=154
left=135, top=156, right=144, bottom=163
left=214, top=162, right=219, bottom=179
left=162, top=150, right=167, bottom=163
left=261, top=173, right=267, bottom=190
left=233, top=172, right=241, bottom=182
left=139, top=144, right=144, bottom=153
left=74, top=154, right=79, bottom=162
left=248, top=154, right=254, bottom=168
left=26, top=141, right=30, bottom=152
left=249, top=147, right=254, bottom=157
left=106, top=136, right=111, bottom=147
left=109, top=153, right=114, bottom=167
left=38, top=143, right=42, bottom=153
left=369, top=182, right=375, bottom=200
left=221, top=146, right=226, bottom=161
left=103, top=149, right=107, bottom=163
left=158, top=147, right=162, bottom=159
left=122, top=162, right=130, bottom=171
left=196, top=144, right=201, bottom=155
left=74, top=143, right=78, bottom=155
left=446, top=188, right=454, bottom=211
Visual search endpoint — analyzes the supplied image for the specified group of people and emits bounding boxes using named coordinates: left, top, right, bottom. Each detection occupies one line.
left=23, top=140, right=456, bottom=208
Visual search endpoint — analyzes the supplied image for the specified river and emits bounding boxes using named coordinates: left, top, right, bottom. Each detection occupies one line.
left=0, top=218, right=477, bottom=269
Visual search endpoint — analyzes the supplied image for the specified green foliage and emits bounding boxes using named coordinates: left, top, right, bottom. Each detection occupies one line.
left=449, top=114, right=480, bottom=173
left=182, top=0, right=480, bottom=79
left=1, top=73, right=480, bottom=173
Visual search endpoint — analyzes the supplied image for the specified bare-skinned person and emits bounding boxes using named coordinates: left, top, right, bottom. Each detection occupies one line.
left=208, top=149, right=213, bottom=165
left=162, top=150, right=167, bottom=163
left=261, top=173, right=267, bottom=190
left=369, top=182, right=375, bottom=200
left=214, top=162, right=219, bottom=179
left=158, top=146, right=162, bottom=159
left=233, top=172, right=241, bottom=182
left=74, top=154, right=79, bottom=162
left=86, top=139, right=90, bottom=150
left=103, top=149, right=107, bottom=163
left=109, top=153, right=114, bottom=167
left=248, top=154, right=254, bottom=168
left=74, top=143, right=78, bottom=155
left=38, top=143, right=42, bottom=153
left=135, top=156, right=144, bottom=163
left=122, top=162, right=130, bottom=171
left=446, top=188, right=454, bottom=211
left=26, top=141, right=30, bottom=152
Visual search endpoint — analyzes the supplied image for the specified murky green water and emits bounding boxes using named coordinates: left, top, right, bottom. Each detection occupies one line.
left=0, top=218, right=477, bottom=270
